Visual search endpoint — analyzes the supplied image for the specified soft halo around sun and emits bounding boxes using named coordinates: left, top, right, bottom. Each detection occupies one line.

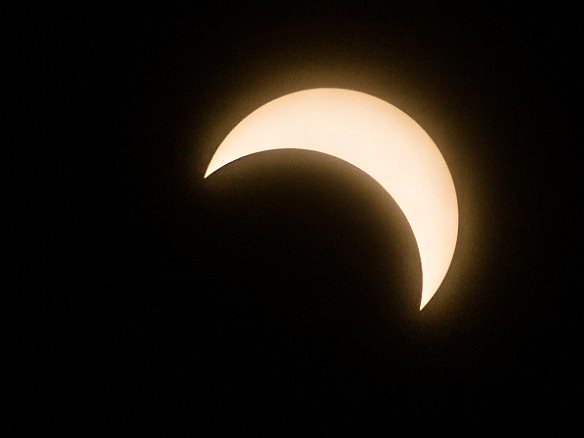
left=205, top=88, right=458, bottom=310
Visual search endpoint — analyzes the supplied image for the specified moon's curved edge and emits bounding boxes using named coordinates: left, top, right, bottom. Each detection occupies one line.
left=204, top=88, right=458, bottom=310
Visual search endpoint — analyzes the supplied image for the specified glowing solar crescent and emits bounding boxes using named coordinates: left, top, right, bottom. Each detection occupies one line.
left=204, top=88, right=458, bottom=310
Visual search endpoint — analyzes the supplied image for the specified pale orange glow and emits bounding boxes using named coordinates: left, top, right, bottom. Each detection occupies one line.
left=204, top=88, right=458, bottom=310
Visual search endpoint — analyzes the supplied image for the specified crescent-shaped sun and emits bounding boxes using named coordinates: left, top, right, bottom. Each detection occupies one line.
left=204, top=88, right=458, bottom=310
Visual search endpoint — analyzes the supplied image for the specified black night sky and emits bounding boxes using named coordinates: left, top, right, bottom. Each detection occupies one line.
left=6, top=2, right=579, bottom=432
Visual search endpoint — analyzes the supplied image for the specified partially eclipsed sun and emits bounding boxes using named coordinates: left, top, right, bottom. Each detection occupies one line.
left=204, top=88, right=458, bottom=310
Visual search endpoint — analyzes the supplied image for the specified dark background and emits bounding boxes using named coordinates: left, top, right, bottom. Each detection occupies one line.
left=5, top=2, right=579, bottom=432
